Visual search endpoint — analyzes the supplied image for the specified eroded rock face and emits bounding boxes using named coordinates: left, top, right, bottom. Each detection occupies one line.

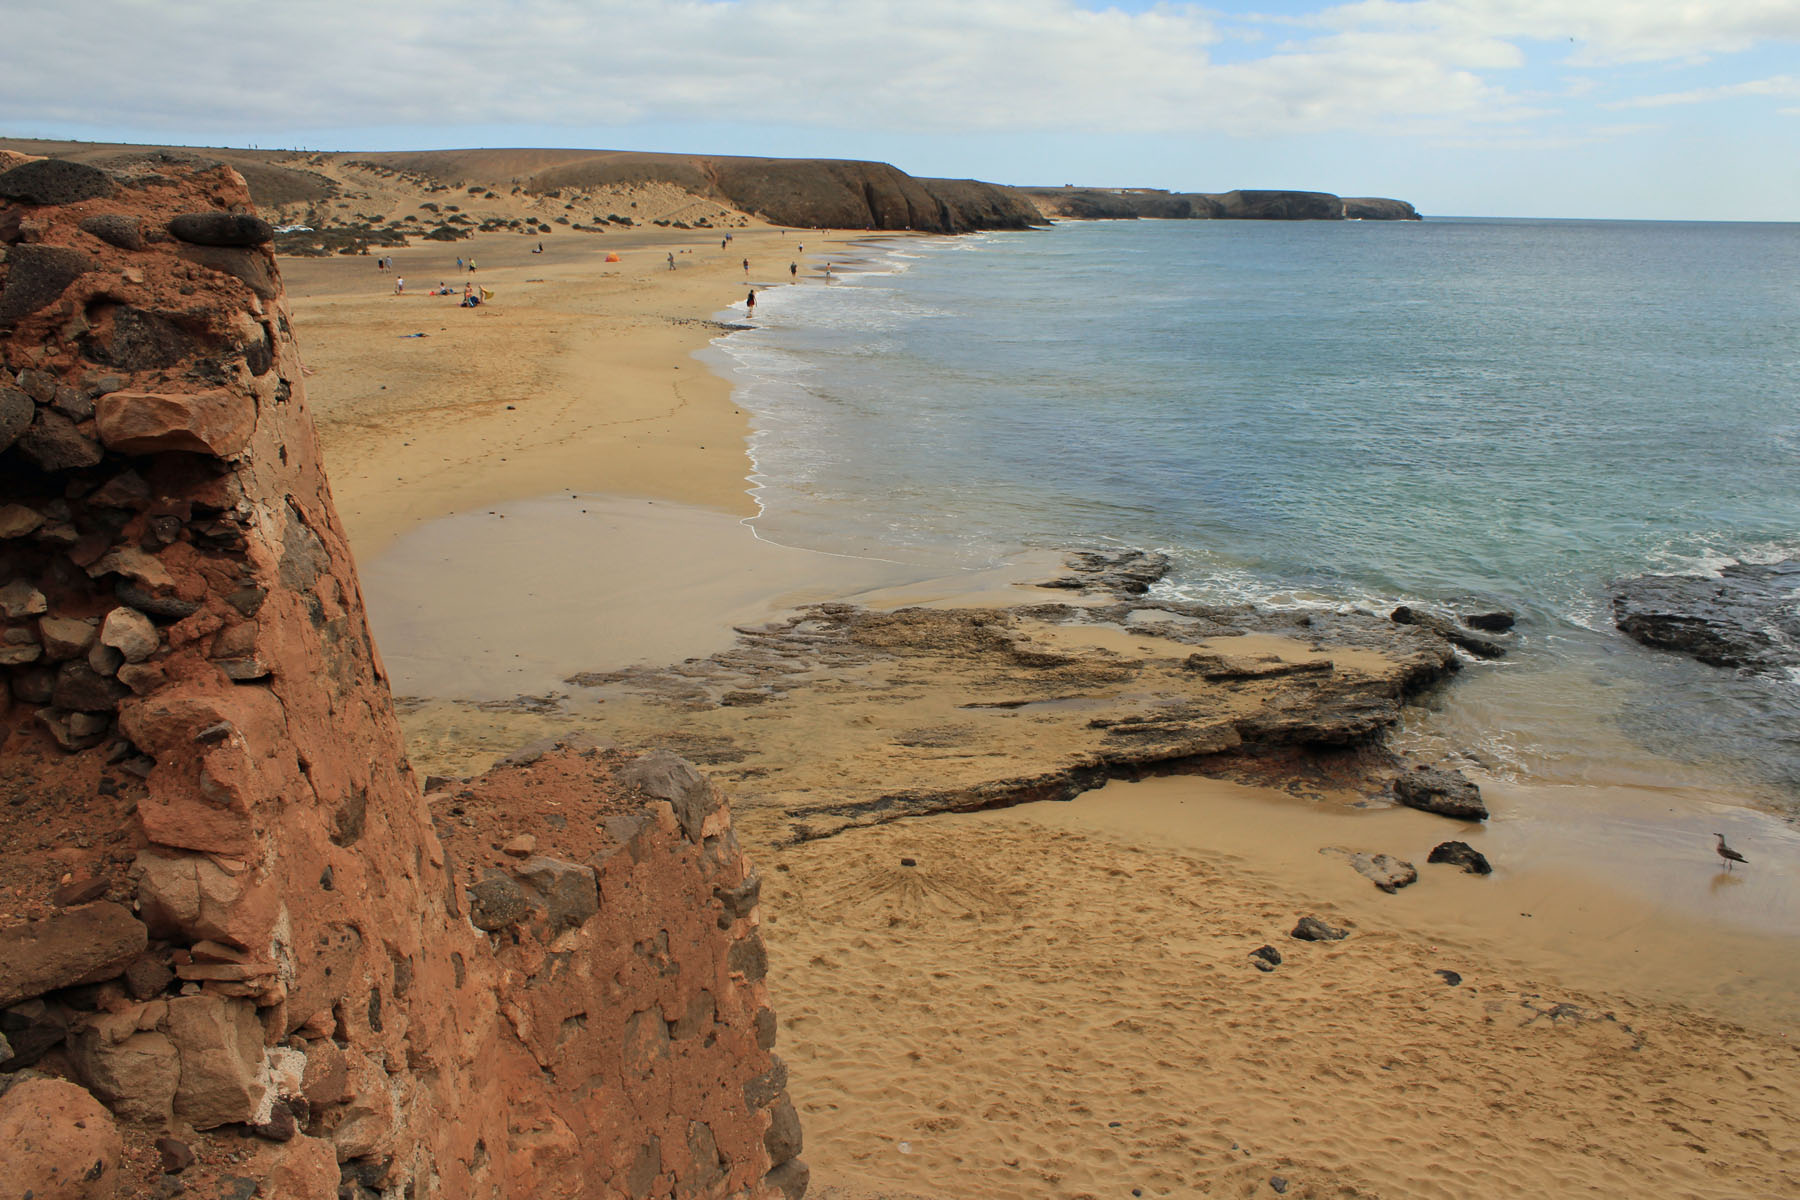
left=1, top=158, right=800, bottom=1200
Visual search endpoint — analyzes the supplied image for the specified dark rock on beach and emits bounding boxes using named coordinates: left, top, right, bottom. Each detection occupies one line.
left=1033, top=549, right=1172, bottom=597
left=1249, top=945, right=1282, bottom=972
left=1428, top=841, right=1492, bottom=875
left=1611, top=560, right=1800, bottom=673
left=1394, top=764, right=1488, bottom=821
left=1290, top=916, right=1349, bottom=942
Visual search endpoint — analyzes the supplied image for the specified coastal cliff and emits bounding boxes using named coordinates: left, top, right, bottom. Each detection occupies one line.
left=0, top=157, right=803, bottom=1199
left=0, top=141, right=1418, bottom=242
left=1021, top=186, right=1420, bottom=221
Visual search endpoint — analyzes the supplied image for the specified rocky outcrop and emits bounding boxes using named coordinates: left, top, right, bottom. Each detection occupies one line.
left=703, top=159, right=1043, bottom=234
left=1612, top=560, right=1800, bottom=673
left=1343, top=197, right=1421, bottom=221
left=0, top=157, right=799, bottom=1199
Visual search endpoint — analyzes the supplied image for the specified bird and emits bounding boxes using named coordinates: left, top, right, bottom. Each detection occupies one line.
left=1714, top=833, right=1748, bottom=870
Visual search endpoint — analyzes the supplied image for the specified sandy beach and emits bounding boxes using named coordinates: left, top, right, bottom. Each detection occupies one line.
left=287, top=221, right=1800, bottom=1199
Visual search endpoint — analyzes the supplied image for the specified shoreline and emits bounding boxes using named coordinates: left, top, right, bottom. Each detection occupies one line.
left=289, top=226, right=1800, bottom=1199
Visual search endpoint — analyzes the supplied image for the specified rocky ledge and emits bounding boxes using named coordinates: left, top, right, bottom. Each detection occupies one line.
left=1612, top=560, right=1800, bottom=673
left=408, top=557, right=1504, bottom=846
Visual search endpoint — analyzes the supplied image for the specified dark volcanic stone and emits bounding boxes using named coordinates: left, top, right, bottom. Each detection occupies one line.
left=54, top=661, right=130, bottom=711
left=115, top=581, right=201, bottom=620
left=0, top=244, right=92, bottom=324
left=1462, top=610, right=1516, bottom=632
left=1290, top=916, right=1349, bottom=942
left=1612, top=561, right=1800, bottom=674
left=0, top=385, right=32, bottom=451
left=1427, top=840, right=1492, bottom=875
left=764, top=1093, right=804, bottom=1164
left=82, top=306, right=197, bottom=371
left=78, top=213, right=146, bottom=251
left=167, top=212, right=273, bottom=247
left=1249, top=944, right=1282, bottom=971
left=177, top=245, right=279, bottom=300
left=155, top=1135, right=196, bottom=1173
left=1394, top=764, right=1488, bottom=821
left=17, top=409, right=103, bottom=470
left=619, top=750, right=718, bottom=841
left=467, top=875, right=531, bottom=931
left=0, top=159, right=116, bottom=205
left=1435, top=969, right=1463, bottom=987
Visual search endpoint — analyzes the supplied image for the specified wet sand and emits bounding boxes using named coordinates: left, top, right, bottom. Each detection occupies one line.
left=288, top=225, right=1800, bottom=1200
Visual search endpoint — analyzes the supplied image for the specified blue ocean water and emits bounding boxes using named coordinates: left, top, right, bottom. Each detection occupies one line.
left=714, top=218, right=1800, bottom=807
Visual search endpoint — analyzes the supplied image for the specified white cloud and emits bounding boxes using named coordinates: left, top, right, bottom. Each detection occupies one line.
left=1607, top=73, right=1800, bottom=108
left=1308, top=0, right=1800, bottom=66
left=0, top=0, right=1794, bottom=143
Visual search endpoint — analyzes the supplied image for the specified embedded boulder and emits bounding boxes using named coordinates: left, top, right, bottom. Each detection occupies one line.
left=0, top=902, right=148, bottom=1007
left=94, top=387, right=256, bottom=457
left=0, top=1077, right=124, bottom=1200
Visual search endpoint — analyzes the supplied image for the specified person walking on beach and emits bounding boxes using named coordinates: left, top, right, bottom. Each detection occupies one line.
left=456, top=257, right=463, bottom=271
left=468, top=258, right=477, bottom=272
left=394, top=277, right=404, bottom=294
left=667, top=252, right=676, bottom=271
left=790, top=262, right=797, bottom=279
left=746, top=289, right=756, bottom=316
left=742, top=258, right=750, bottom=275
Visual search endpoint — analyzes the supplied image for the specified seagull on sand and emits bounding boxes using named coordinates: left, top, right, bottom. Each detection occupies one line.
left=1714, top=833, right=1748, bottom=870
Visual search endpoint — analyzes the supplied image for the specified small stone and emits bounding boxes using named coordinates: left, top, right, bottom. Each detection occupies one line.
left=0, top=158, right=117, bottom=205
left=619, top=749, right=718, bottom=841
left=1436, top=969, right=1463, bottom=987
left=54, top=661, right=128, bottom=711
left=501, top=833, right=536, bottom=857
left=157, top=1135, right=196, bottom=1173
left=100, top=606, right=159, bottom=662
left=17, top=408, right=103, bottom=469
left=52, top=385, right=95, bottom=421
left=1462, top=610, right=1516, bottom=632
left=167, top=212, right=273, bottom=247
left=250, top=1101, right=298, bottom=1141
left=0, top=579, right=48, bottom=618
left=1249, top=945, right=1282, bottom=972
left=1290, top=916, right=1348, bottom=942
left=0, top=385, right=33, bottom=452
left=87, top=642, right=124, bottom=677
left=1322, top=847, right=1419, bottom=894
left=1427, top=840, right=1493, bottom=875
left=467, top=875, right=531, bottom=932
left=123, top=955, right=175, bottom=1000
left=1270, top=1176, right=1290, bottom=1194
left=17, top=368, right=58, bottom=401
left=0, top=643, right=42, bottom=666
left=87, top=470, right=150, bottom=508
left=53, top=876, right=109, bottom=907
left=39, top=615, right=97, bottom=661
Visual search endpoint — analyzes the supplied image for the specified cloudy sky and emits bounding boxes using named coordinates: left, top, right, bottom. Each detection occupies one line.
left=5, top=0, right=1798, bottom=219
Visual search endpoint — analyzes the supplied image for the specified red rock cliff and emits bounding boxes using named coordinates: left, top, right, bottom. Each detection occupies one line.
left=0, top=157, right=803, bottom=1200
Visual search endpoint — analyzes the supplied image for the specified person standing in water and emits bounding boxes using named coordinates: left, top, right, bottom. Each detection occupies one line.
left=746, top=289, right=756, bottom=316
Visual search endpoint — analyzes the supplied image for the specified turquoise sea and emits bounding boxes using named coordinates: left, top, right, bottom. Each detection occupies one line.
left=713, top=218, right=1800, bottom=811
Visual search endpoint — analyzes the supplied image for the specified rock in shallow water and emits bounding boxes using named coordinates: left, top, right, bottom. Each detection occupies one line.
left=1611, top=560, right=1800, bottom=674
